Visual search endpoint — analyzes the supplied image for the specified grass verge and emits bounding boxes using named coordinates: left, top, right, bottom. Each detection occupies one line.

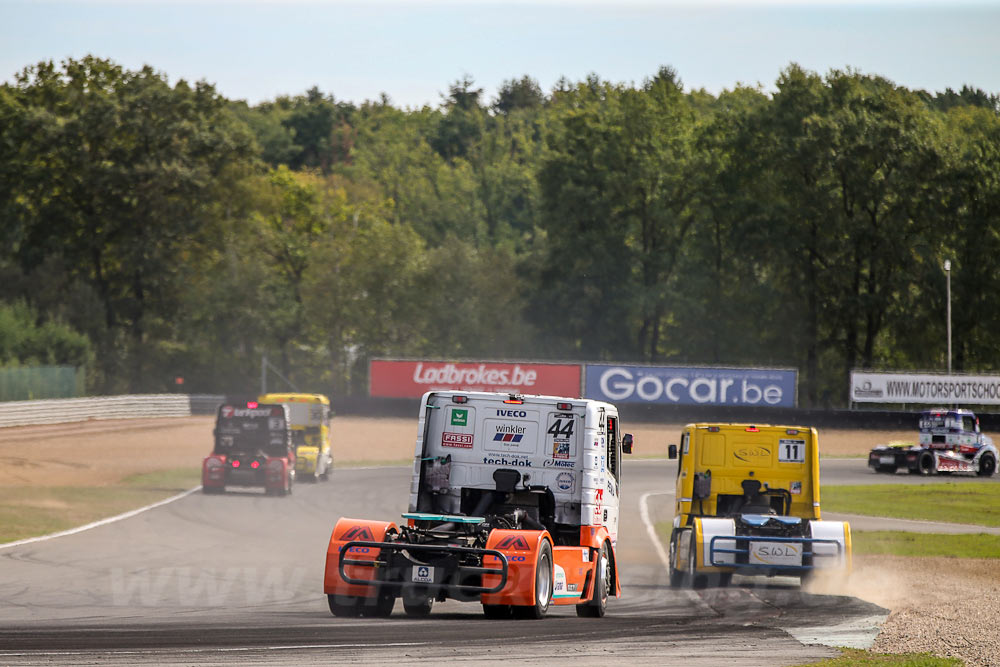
left=0, top=467, right=200, bottom=544
left=798, top=648, right=961, bottom=666
left=853, top=530, right=1000, bottom=559
left=822, top=482, right=1000, bottom=526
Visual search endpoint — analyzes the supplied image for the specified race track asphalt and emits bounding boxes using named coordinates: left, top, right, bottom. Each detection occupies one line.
left=3, top=457, right=990, bottom=665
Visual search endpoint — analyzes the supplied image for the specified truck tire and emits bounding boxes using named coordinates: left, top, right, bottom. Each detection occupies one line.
left=577, top=541, right=610, bottom=617
left=359, top=590, right=395, bottom=617
left=918, top=451, right=936, bottom=475
left=668, top=531, right=684, bottom=588
left=482, top=603, right=512, bottom=619
left=688, top=533, right=708, bottom=589
left=403, top=595, right=433, bottom=617
left=513, top=540, right=553, bottom=619
left=979, top=454, right=997, bottom=477
left=327, top=593, right=358, bottom=617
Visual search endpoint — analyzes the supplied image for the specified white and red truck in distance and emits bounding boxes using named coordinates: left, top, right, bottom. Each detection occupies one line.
left=869, top=407, right=997, bottom=476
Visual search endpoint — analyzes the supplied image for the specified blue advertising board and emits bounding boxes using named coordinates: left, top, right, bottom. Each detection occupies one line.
left=584, top=364, right=798, bottom=407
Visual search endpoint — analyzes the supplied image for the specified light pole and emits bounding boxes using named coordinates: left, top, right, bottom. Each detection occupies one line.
left=944, top=260, right=952, bottom=374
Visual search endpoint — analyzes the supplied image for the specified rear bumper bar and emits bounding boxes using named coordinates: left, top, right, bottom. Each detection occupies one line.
left=338, top=540, right=509, bottom=594
left=709, top=535, right=845, bottom=573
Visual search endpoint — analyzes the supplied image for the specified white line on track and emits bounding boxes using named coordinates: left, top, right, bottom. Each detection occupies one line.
left=638, top=490, right=674, bottom=570
left=0, top=486, right=201, bottom=551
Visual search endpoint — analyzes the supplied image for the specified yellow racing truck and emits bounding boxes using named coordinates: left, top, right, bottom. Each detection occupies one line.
left=666, top=423, right=850, bottom=587
left=259, top=393, right=332, bottom=481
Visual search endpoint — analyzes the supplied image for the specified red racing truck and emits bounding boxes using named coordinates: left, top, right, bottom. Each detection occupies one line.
left=202, top=399, right=295, bottom=495
left=323, top=391, right=633, bottom=618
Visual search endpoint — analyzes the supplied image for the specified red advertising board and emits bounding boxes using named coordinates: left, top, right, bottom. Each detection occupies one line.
left=370, top=360, right=582, bottom=399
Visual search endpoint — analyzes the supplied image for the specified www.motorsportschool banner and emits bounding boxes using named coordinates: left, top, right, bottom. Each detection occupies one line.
left=851, top=371, right=1000, bottom=405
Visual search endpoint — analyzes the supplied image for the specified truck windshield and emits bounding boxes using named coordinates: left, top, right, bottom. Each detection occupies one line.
left=919, top=415, right=948, bottom=430
left=214, top=405, right=288, bottom=456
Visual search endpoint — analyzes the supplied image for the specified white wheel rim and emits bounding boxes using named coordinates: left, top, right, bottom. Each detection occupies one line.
left=537, top=554, right=551, bottom=607
left=599, top=551, right=610, bottom=603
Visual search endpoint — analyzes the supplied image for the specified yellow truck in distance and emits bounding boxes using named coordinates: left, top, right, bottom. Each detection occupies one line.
left=667, top=423, right=850, bottom=588
left=258, top=393, right=332, bottom=481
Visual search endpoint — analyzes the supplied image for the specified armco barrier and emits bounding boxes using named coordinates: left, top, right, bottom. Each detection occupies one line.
left=3, top=393, right=999, bottom=433
left=0, top=395, right=193, bottom=428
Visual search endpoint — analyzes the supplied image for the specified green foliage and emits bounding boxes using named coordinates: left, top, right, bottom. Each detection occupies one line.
left=533, top=68, right=702, bottom=360
left=0, top=302, right=91, bottom=367
left=4, top=55, right=1000, bottom=400
left=0, top=56, right=257, bottom=393
left=822, top=483, right=1000, bottom=526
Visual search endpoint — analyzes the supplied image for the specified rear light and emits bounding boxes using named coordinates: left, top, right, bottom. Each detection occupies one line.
left=247, top=401, right=258, bottom=408
left=232, top=460, right=240, bottom=468
left=206, top=457, right=223, bottom=469
left=504, top=395, right=524, bottom=404
left=745, top=426, right=759, bottom=432
left=250, top=460, right=260, bottom=469
left=452, top=395, right=468, bottom=404
left=786, top=429, right=800, bottom=435
left=557, top=402, right=573, bottom=411
left=707, top=426, right=720, bottom=432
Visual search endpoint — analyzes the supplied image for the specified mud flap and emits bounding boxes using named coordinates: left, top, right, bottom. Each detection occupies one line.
left=324, top=518, right=398, bottom=599
left=481, top=529, right=550, bottom=607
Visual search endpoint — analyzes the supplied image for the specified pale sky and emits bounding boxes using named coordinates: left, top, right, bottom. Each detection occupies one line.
left=2, top=1, right=998, bottom=108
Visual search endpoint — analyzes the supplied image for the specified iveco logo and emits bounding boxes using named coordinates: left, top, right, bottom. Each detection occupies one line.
left=497, top=410, right=527, bottom=417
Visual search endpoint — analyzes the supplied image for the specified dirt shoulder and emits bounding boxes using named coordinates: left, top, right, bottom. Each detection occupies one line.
left=0, top=417, right=906, bottom=488
left=807, top=555, right=1000, bottom=666
left=0, top=415, right=420, bottom=487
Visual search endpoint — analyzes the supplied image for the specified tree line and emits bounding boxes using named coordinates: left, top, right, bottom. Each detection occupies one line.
left=1, top=56, right=997, bottom=406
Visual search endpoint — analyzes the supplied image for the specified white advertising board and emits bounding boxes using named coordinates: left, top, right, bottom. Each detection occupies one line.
left=851, top=372, right=1000, bottom=405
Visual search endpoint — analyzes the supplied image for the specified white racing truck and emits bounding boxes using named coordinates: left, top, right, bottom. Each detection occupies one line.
left=323, top=391, right=633, bottom=618
left=868, top=408, right=997, bottom=476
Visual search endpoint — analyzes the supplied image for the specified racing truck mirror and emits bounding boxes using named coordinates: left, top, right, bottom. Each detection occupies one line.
left=622, top=433, right=634, bottom=454
left=667, top=444, right=677, bottom=460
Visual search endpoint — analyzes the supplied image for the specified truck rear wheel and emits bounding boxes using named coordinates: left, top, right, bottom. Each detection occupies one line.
left=403, top=595, right=433, bottom=617
left=979, top=454, right=997, bottom=477
left=918, top=451, right=936, bottom=475
left=577, top=542, right=610, bottom=617
left=688, top=534, right=707, bottom=589
left=668, top=531, right=684, bottom=588
left=482, top=603, right=512, bottom=619
left=513, top=540, right=553, bottom=619
left=327, top=594, right=358, bottom=617
left=359, top=591, right=395, bottom=617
